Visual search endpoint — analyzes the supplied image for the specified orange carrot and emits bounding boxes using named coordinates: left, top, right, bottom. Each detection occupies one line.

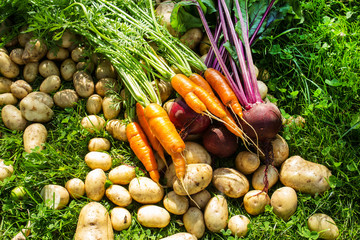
left=126, top=122, right=160, bottom=183
left=136, top=103, right=167, bottom=165
left=170, top=152, right=186, bottom=180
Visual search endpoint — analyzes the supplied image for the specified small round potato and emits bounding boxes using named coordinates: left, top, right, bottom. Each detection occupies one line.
left=129, top=177, right=164, bottom=204
left=1, top=105, right=27, bottom=131
left=22, top=39, right=47, bottom=63
left=0, top=77, right=12, bottom=93
left=235, top=151, right=260, bottom=175
left=23, top=62, right=39, bottom=83
left=252, top=165, right=279, bottom=190
left=180, top=28, right=203, bottom=50
left=190, top=190, right=211, bottom=209
left=160, top=233, right=197, bottom=240
left=109, top=165, right=136, bottom=185
left=183, top=207, right=205, bottom=238
left=111, top=207, right=132, bottom=231
left=71, top=46, right=85, bottom=62
left=137, top=205, right=170, bottom=228
left=0, top=159, right=14, bottom=181
left=308, top=213, right=339, bottom=240
left=59, top=30, right=77, bottom=48
left=81, top=115, right=106, bottom=133
left=60, top=58, right=77, bottom=81
left=95, top=59, right=116, bottom=80
left=163, top=191, right=189, bottom=215
left=10, top=80, right=32, bottom=99
left=106, top=119, right=127, bottom=141
left=271, top=135, right=289, bottom=167
left=18, top=26, right=33, bottom=47
left=85, top=169, right=106, bottom=201
left=53, top=89, right=79, bottom=108
left=95, top=78, right=119, bottom=97
left=152, top=79, right=173, bottom=103
left=40, top=75, right=61, bottom=93
left=88, top=138, right=110, bottom=152
left=65, top=178, right=85, bottom=199
left=204, top=195, right=228, bottom=233
left=0, top=93, right=17, bottom=106
left=184, top=142, right=211, bottom=165
left=41, top=184, right=70, bottom=210
left=0, top=52, right=19, bottom=79
left=85, top=151, right=112, bottom=171
left=106, top=185, right=132, bottom=207
left=10, top=48, right=25, bottom=65
left=257, top=80, right=268, bottom=100
left=73, top=71, right=95, bottom=98
left=271, top=187, right=297, bottom=221
left=228, top=215, right=250, bottom=237
left=212, top=168, right=249, bottom=198
left=86, top=94, right=102, bottom=115
left=243, top=190, right=270, bottom=215
left=46, top=47, right=69, bottom=61
left=102, top=97, right=121, bottom=120
left=23, top=123, right=47, bottom=153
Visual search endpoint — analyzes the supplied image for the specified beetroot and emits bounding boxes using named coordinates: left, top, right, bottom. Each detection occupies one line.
left=202, top=124, right=239, bottom=158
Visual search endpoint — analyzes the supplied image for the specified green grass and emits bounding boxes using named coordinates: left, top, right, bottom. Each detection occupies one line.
left=1, top=0, right=360, bottom=239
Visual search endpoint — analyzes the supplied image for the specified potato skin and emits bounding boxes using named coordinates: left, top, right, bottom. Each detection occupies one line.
left=65, top=178, right=85, bottom=199
left=228, top=215, right=250, bottom=237
left=85, top=152, right=112, bottom=171
left=180, top=28, right=203, bottom=50
left=41, top=185, right=69, bottom=210
left=95, top=78, right=119, bottom=97
left=0, top=93, right=17, bottom=106
left=109, top=165, right=136, bottom=185
left=184, top=142, right=211, bottom=165
left=280, top=156, right=332, bottom=195
left=73, top=71, right=95, bottom=98
left=111, top=207, right=132, bottom=231
left=252, top=165, right=279, bottom=190
left=155, top=1, right=179, bottom=37
left=10, top=48, right=25, bottom=65
left=271, top=135, right=289, bottom=167
left=137, top=205, right=170, bottom=228
left=106, top=119, right=127, bottom=141
left=129, top=177, right=164, bottom=204
left=160, top=233, right=197, bottom=240
left=243, top=190, right=270, bottom=215
left=53, top=89, right=79, bottom=109
left=0, top=159, right=14, bottom=181
left=22, top=39, right=47, bottom=63
left=235, top=151, right=260, bottom=175
left=271, top=187, right=297, bottom=221
left=163, top=191, right=189, bottom=215
left=40, top=75, right=61, bottom=93
left=1, top=105, right=27, bottom=131
left=81, top=115, right=106, bottom=133
left=0, top=77, right=12, bottom=93
left=183, top=207, right=205, bottom=238
left=102, top=97, right=121, bottom=120
left=307, top=213, right=339, bottom=240
left=23, top=123, right=47, bottom=153
left=39, top=60, right=60, bottom=78
left=23, top=62, right=39, bottom=83
left=190, top=190, right=211, bottom=209
left=60, top=59, right=77, bottom=81
left=74, top=202, right=114, bottom=240
left=46, top=47, right=69, bottom=61
left=204, top=195, right=228, bottom=232
left=10, top=80, right=32, bottom=99
left=85, top=169, right=106, bottom=201
left=20, top=96, right=54, bottom=122
left=95, top=59, right=116, bottom=80
left=88, top=138, right=110, bottom=152
left=0, top=52, right=19, bottom=79
left=86, top=94, right=102, bottom=115
left=105, top=185, right=132, bottom=207
left=212, top=168, right=249, bottom=198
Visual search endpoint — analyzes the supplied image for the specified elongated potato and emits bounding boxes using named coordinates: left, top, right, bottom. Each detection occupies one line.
left=235, top=151, right=260, bottom=175
left=10, top=80, right=32, bottom=99
left=22, top=39, right=47, bottom=63
left=307, top=213, right=339, bottom=240
left=137, top=205, right=170, bottom=228
left=271, top=135, right=289, bottom=167
left=108, top=165, right=136, bottom=185
left=85, top=152, right=112, bottom=171
left=184, top=142, right=211, bottom=165
left=243, top=190, right=270, bottom=215
left=280, top=156, right=332, bottom=195
left=0, top=93, right=17, bottom=106
left=0, top=77, right=12, bottom=93
left=81, top=115, right=106, bottom=133
left=23, top=62, right=39, bottom=83
left=163, top=191, right=189, bottom=215
left=228, top=215, right=250, bottom=237
left=106, top=185, right=132, bottom=207
left=204, top=195, right=228, bottom=232
left=106, top=119, right=127, bottom=141
left=160, top=233, right=197, bottom=240
left=46, top=47, right=69, bottom=61
left=128, top=177, right=164, bottom=204
left=40, top=75, right=61, bottom=93
left=65, top=178, right=85, bottom=199
left=0, top=159, right=14, bottom=181
left=111, top=207, right=132, bottom=231
left=39, top=60, right=60, bottom=78
left=1, top=105, right=27, bottom=131
left=212, top=168, right=249, bottom=198
left=53, top=89, right=79, bottom=109
left=60, top=58, right=77, bottom=81
left=73, top=71, right=95, bottom=98
left=40, top=184, right=69, bottom=210
left=20, top=96, right=54, bottom=122
left=102, top=97, right=121, bottom=120
left=173, top=164, right=213, bottom=196
left=271, top=187, right=297, bottom=221
left=88, top=138, right=110, bottom=152
left=0, top=52, right=19, bottom=78
left=183, top=207, right=205, bottom=238
left=23, top=123, right=47, bottom=153
left=75, top=202, right=114, bottom=240
left=85, top=169, right=106, bottom=201
left=86, top=94, right=102, bottom=115
left=252, top=165, right=279, bottom=190
left=190, top=190, right=211, bottom=209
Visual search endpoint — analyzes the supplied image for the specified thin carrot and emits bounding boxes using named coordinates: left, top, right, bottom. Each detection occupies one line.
left=136, top=103, right=167, bottom=167
left=126, top=122, right=160, bottom=183
left=170, top=152, right=186, bottom=180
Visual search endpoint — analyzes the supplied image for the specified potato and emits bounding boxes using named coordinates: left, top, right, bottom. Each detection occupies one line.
left=183, top=207, right=205, bottom=238
left=10, top=48, right=25, bottom=65
left=0, top=77, right=12, bottom=93
left=152, top=79, right=173, bottom=102
left=155, top=1, right=179, bottom=37
left=85, top=169, right=106, bottom=201
left=106, top=185, right=132, bottom=207
left=85, top=151, right=112, bottom=171
left=22, top=39, right=47, bottom=63
left=0, top=47, right=7, bottom=54
left=164, top=163, right=176, bottom=187
left=26, top=92, right=54, bottom=108
left=129, top=177, right=164, bottom=204
left=75, top=202, right=114, bottom=240
left=200, top=53, right=207, bottom=63
left=137, top=205, right=170, bottom=228
left=106, top=119, right=127, bottom=141
left=10, top=80, right=32, bottom=99
left=199, top=35, right=211, bottom=56
left=189, top=190, right=211, bottom=209
left=0, top=93, right=17, bottom=106
left=40, top=185, right=70, bottom=210
left=23, top=123, right=47, bottom=153
left=86, top=94, right=102, bottom=115
left=173, top=164, right=213, bottom=196
left=65, top=178, right=85, bottom=199
left=271, top=187, right=297, bottom=221
left=18, top=26, right=33, bottom=47
left=59, top=30, right=77, bottom=48
left=204, top=195, right=228, bottom=232
left=88, top=138, right=110, bottom=152
left=38, top=60, right=59, bottom=78
left=109, top=165, right=136, bottom=185
left=160, top=233, right=197, bottom=240
left=102, top=97, right=121, bottom=120
left=180, top=28, right=203, bottom=50
left=155, top=152, right=166, bottom=172
left=46, top=47, right=69, bottom=61
left=11, top=220, right=31, bottom=240
left=23, top=62, right=39, bottom=83
left=71, top=46, right=85, bottom=62
left=228, top=215, right=250, bottom=237
left=111, top=207, right=132, bottom=231
left=73, top=71, right=95, bottom=98
left=53, top=89, right=79, bottom=108
left=95, top=59, right=116, bottom=80
left=81, top=115, right=106, bottom=133
left=163, top=191, right=189, bottom=215
left=40, top=75, right=61, bottom=93
left=184, top=142, right=211, bottom=165
left=20, top=95, right=54, bottom=122
left=243, top=190, right=270, bottom=215
left=1, top=105, right=27, bottom=131
left=252, top=165, right=279, bottom=190
left=0, top=52, right=19, bottom=78
left=271, top=135, right=289, bottom=167
left=0, top=159, right=14, bottom=181
left=212, top=168, right=249, bottom=198
left=257, top=80, right=268, bottom=100
left=279, top=156, right=332, bottom=195
left=235, top=151, right=260, bottom=175
left=60, top=58, right=77, bottom=81
left=95, top=78, right=119, bottom=97
left=76, top=61, right=95, bottom=73
left=308, top=213, right=339, bottom=240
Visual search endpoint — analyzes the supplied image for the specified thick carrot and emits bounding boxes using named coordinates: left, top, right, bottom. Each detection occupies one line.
left=204, top=68, right=243, bottom=118
left=136, top=103, right=167, bottom=165
left=126, top=122, right=160, bottom=183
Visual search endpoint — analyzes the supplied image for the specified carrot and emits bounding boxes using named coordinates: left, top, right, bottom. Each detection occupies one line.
left=136, top=103, right=167, bottom=167
left=204, top=68, right=243, bottom=118
left=170, top=152, right=186, bottom=180
left=126, top=122, right=160, bottom=183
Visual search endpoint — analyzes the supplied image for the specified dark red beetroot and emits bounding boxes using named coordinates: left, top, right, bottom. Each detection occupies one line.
left=202, top=123, right=239, bottom=158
